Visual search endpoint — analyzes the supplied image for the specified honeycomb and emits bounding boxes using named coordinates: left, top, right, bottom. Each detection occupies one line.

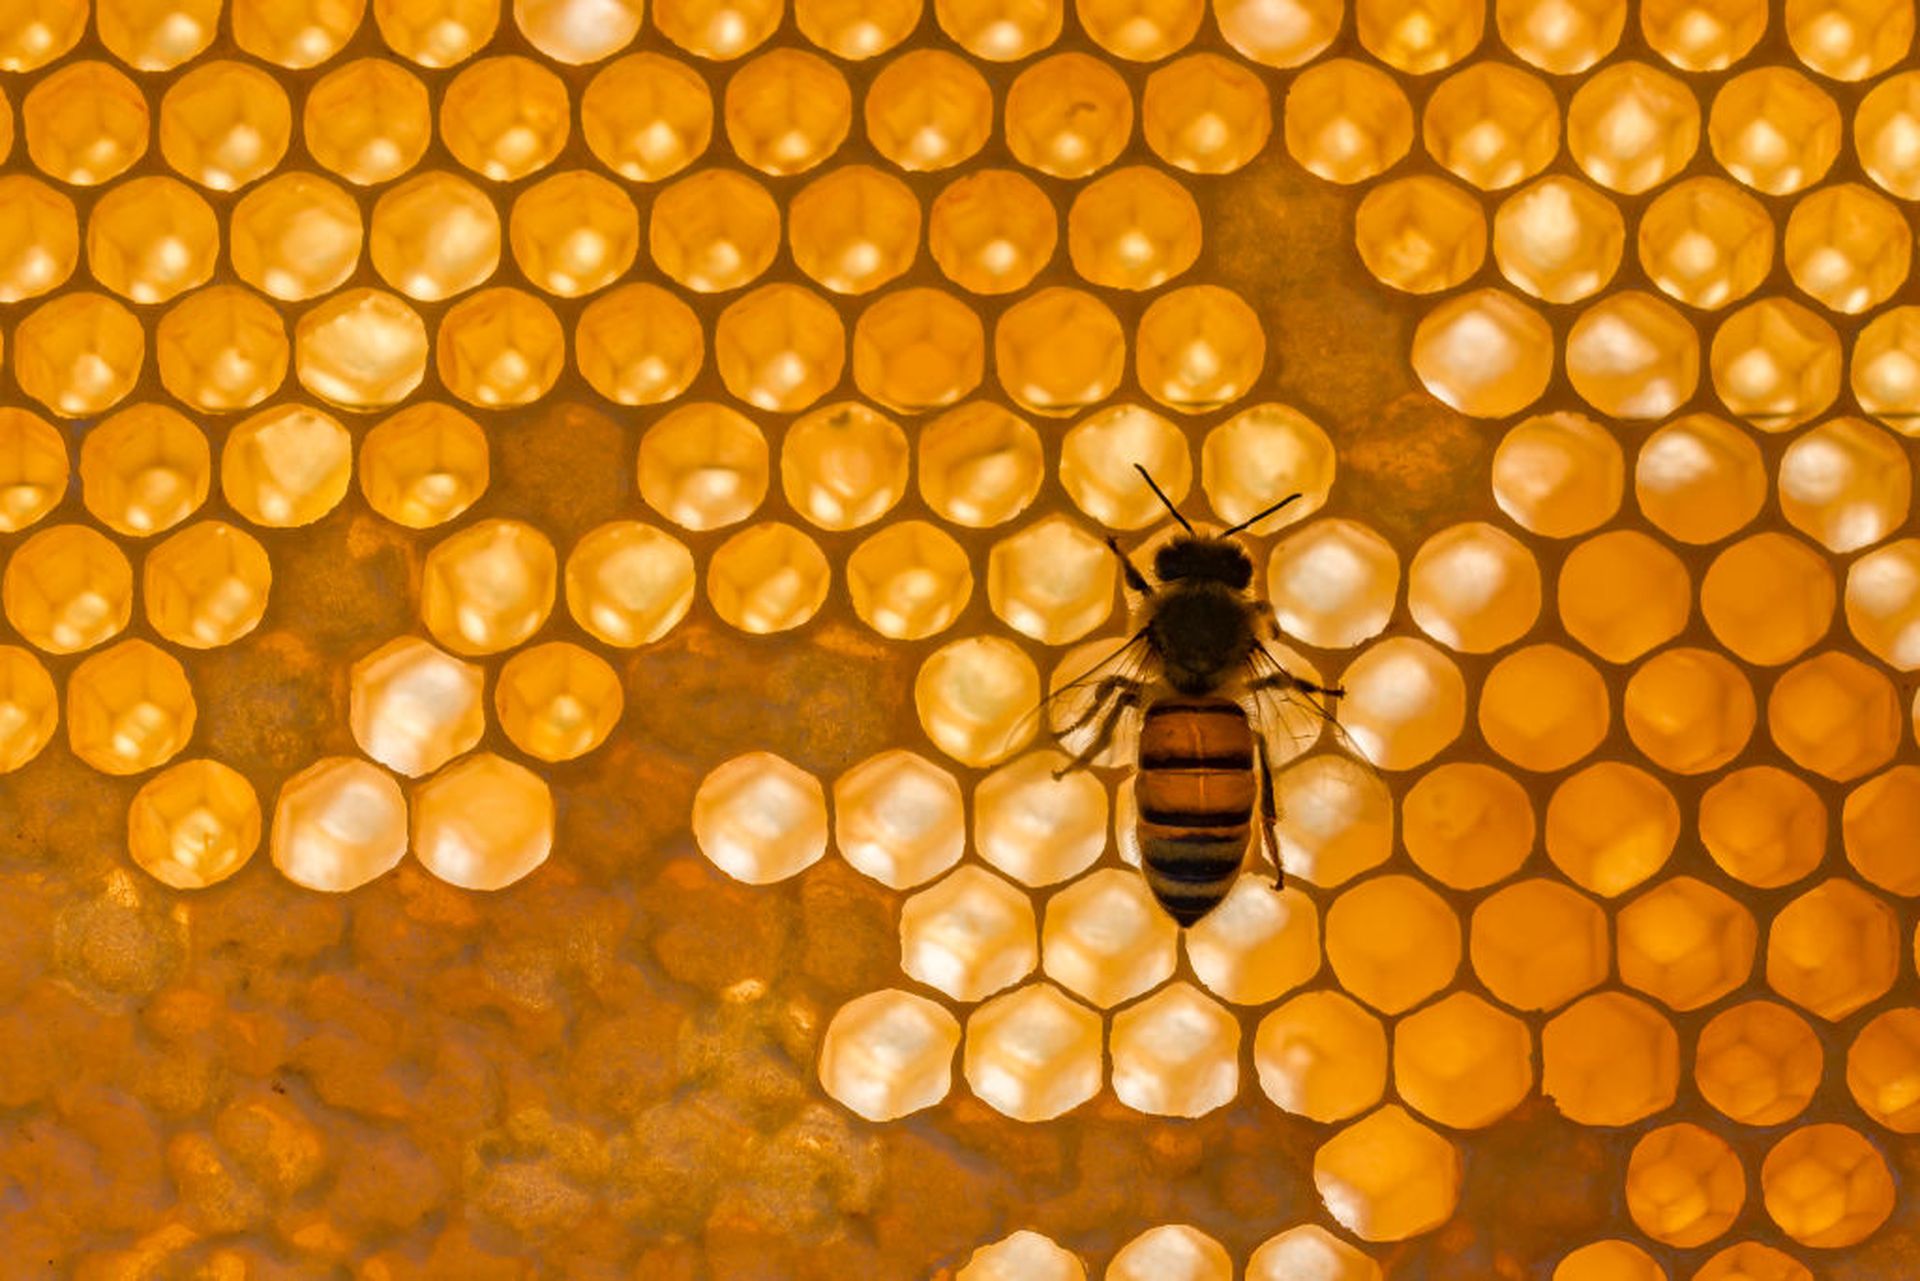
left=1, top=0, right=1919, bottom=1276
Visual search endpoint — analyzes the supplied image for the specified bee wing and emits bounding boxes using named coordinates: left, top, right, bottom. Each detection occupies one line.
left=1245, top=644, right=1378, bottom=775
left=1023, top=629, right=1159, bottom=768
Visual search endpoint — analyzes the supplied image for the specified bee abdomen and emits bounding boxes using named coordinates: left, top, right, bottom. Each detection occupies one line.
left=1136, top=698, right=1255, bottom=925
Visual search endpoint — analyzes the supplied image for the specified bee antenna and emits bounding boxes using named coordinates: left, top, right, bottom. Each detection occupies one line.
left=1222, top=492, right=1303, bottom=537
left=1133, top=464, right=1195, bottom=534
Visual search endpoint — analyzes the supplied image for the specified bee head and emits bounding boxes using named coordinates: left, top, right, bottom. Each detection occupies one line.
left=1153, top=536, right=1253, bottom=590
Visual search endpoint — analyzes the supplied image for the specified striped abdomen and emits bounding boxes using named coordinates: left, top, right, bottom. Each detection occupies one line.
left=1136, top=695, right=1255, bottom=926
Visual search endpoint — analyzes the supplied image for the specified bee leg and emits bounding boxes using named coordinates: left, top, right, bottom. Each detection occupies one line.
left=1253, top=733, right=1283, bottom=890
left=1054, top=674, right=1144, bottom=737
left=1052, top=687, right=1145, bottom=778
left=1249, top=670, right=1347, bottom=712
left=1105, top=537, right=1154, bottom=596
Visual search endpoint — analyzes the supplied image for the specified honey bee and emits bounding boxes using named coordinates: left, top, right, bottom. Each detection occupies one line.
left=1050, top=466, right=1354, bottom=926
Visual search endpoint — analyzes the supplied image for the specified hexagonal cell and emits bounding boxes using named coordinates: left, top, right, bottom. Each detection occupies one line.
left=832, top=750, right=964, bottom=890
left=1696, top=999, right=1822, bottom=1126
left=127, top=758, right=260, bottom=890
left=1492, top=175, right=1624, bottom=305
left=356, top=402, right=490, bottom=531
left=232, top=171, right=363, bottom=301
left=1359, top=0, right=1483, bottom=70
left=1275, top=753, right=1393, bottom=889
left=577, top=284, right=705, bottom=407
left=0, top=409, right=68, bottom=533
left=1767, top=878, right=1901, bottom=1021
left=1069, top=166, right=1203, bottom=295
left=1402, top=762, right=1534, bottom=890
left=419, top=519, right=557, bottom=656
left=1411, top=288, right=1554, bottom=418
left=1543, top=992, right=1679, bottom=1125
left=1636, top=412, right=1767, bottom=545
left=1761, top=1124, right=1895, bottom=1248
left=303, top=56, right=432, bottom=184
left=1847, top=539, right=1920, bottom=669
left=1701, top=533, right=1834, bottom=667
left=1325, top=875, right=1460, bottom=1015
left=707, top=522, right=831, bottom=635
left=1842, top=766, right=1920, bottom=895
left=14, top=290, right=148, bottom=418
left=970, top=751, right=1106, bottom=890
left=986, top=517, right=1115, bottom=646
left=0, top=647, right=58, bottom=773
left=1623, top=647, right=1755, bottom=775
left=82, top=403, right=209, bottom=536
left=1785, top=183, right=1910, bottom=314
left=348, top=636, right=484, bottom=779
left=1702, top=766, right=1826, bottom=889
left=372, top=0, right=502, bottom=66
left=1254, top=989, right=1389, bottom=1122
left=995, top=288, right=1125, bottom=419
left=1640, top=176, right=1775, bottom=311
left=3, top=524, right=134, bottom=655
left=1492, top=411, right=1623, bottom=538
left=1780, top=416, right=1910, bottom=553
left=1710, top=67, right=1841, bottom=196
left=818, top=988, right=960, bottom=1122
left=848, top=522, right=972, bottom=641
left=1566, top=290, right=1700, bottom=420
left=1558, top=530, right=1691, bottom=665
left=1640, top=0, right=1764, bottom=69
left=370, top=170, right=500, bottom=303
left=412, top=752, right=554, bottom=891
left=1110, top=981, right=1239, bottom=1118
left=1859, top=74, right=1920, bottom=201
left=963, top=981, right=1101, bottom=1122
left=0, top=0, right=87, bottom=71
left=916, top=637, right=1039, bottom=768
left=1692, top=1244, right=1813, bottom=1281
left=1768, top=651, right=1901, bottom=783
left=851, top=287, right=987, bottom=413
left=1394, top=991, right=1533, bottom=1129
left=1106, top=1226, right=1230, bottom=1281
left=233, top=0, right=363, bottom=66
left=902, top=864, right=1038, bottom=1003
left=1479, top=644, right=1610, bottom=773
left=156, top=285, right=292, bottom=413
left=1059, top=406, right=1189, bottom=531
left=1617, top=877, right=1757, bottom=1011
left=864, top=49, right=991, bottom=171
left=1710, top=297, right=1842, bottom=432
left=692, top=751, right=828, bottom=886
left=1626, top=1123, right=1745, bottom=1248
left=1004, top=54, right=1131, bottom=178
left=1472, top=878, right=1610, bottom=1012
left=1215, top=0, right=1340, bottom=66
left=1185, top=877, right=1319, bottom=1005
left=655, top=0, right=782, bottom=59
left=1314, top=1105, right=1461, bottom=1243
left=788, top=165, right=920, bottom=297
left=722, top=49, right=851, bottom=177
left=648, top=169, right=779, bottom=293
left=1266, top=519, right=1399, bottom=650
left=1421, top=61, right=1557, bottom=192
left=1201, top=403, right=1335, bottom=535
left=1551, top=1240, right=1664, bottom=1281
left=1567, top=61, right=1698, bottom=193
left=1247, top=1225, right=1381, bottom=1281
left=271, top=756, right=408, bottom=893
left=159, top=59, right=292, bottom=190
left=780, top=402, right=908, bottom=532
left=494, top=642, right=623, bottom=765
left=66, top=639, right=196, bottom=776
left=86, top=175, right=217, bottom=305
left=637, top=403, right=768, bottom=533
left=297, top=288, right=431, bottom=410
left=1848, top=1008, right=1920, bottom=1132
left=796, top=0, right=917, bottom=62
left=1144, top=53, right=1272, bottom=175
left=24, top=62, right=150, bottom=186
left=1337, top=638, right=1467, bottom=772
left=1406, top=522, right=1539, bottom=653
left=713, top=283, right=845, bottom=414
left=440, top=55, right=569, bottom=181
left=957, top=1230, right=1085, bottom=1281
left=1545, top=762, right=1678, bottom=897
left=1851, top=304, right=1920, bottom=431
left=1354, top=175, right=1485, bottom=296
left=144, top=522, right=272, bottom=650
left=1041, top=868, right=1178, bottom=1009
left=1283, top=58, right=1413, bottom=185
left=221, top=404, right=351, bottom=529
